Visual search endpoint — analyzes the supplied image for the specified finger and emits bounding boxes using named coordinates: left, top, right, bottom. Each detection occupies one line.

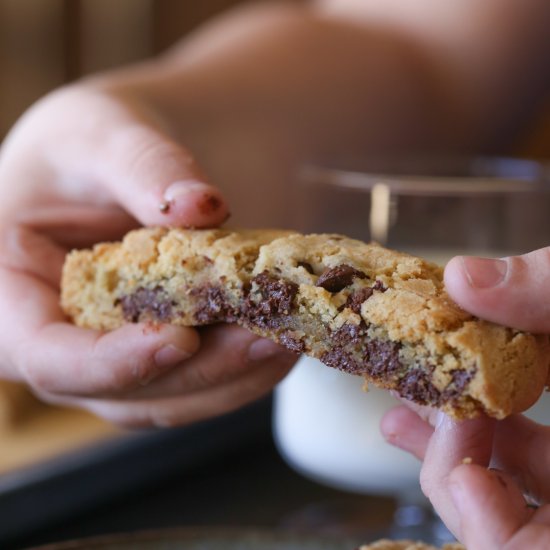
left=444, top=249, right=550, bottom=332
left=49, top=90, right=230, bottom=229
left=15, top=205, right=140, bottom=249
left=506, top=506, right=550, bottom=550
left=0, top=253, right=202, bottom=392
left=419, top=414, right=496, bottom=537
left=43, top=350, right=295, bottom=428
left=380, top=405, right=434, bottom=460
left=492, top=415, right=550, bottom=504
left=96, top=122, right=229, bottom=228
left=24, top=322, right=201, bottom=396
left=119, top=325, right=297, bottom=400
left=449, top=464, right=533, bottom=549
left=0, top=225, right=67, bottom=288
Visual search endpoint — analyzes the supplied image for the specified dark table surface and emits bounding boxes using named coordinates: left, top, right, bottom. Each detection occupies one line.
left=2, top=396, right=402, bottom=550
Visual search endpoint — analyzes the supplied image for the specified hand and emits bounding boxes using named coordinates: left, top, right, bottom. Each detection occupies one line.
left=443, top=250, right=550, bottom=334
left=0, top=82, right=296, bottom=427
left=380, top=248, right=550, bottom=549
left=382, top=406, right=550, bottom=550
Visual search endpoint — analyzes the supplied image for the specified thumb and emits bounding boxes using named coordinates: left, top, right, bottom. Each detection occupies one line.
left=444, top=249, right=550, bottom=333
left=93, top=120, right=229, bottom=228
left=449, top=464, right=532, bottom=550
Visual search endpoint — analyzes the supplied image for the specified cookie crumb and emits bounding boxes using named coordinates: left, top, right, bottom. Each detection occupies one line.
left=198, top=194, right=222, bottom=215
left=159, top=200, right=172, bottom=214
left=142, top=321, right=162, bottom=334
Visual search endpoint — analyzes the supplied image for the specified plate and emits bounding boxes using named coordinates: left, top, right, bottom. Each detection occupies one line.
left=0, top=399, right=274, bottom=543
left=27, top=528, right=361, bottom=550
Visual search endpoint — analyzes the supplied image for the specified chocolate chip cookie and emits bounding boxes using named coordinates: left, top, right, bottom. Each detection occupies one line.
left=61, top=227, right=549, bottom=419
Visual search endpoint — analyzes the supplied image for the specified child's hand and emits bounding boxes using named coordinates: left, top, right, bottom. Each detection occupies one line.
left=382, top=406, right=550, bottom=550
left=0, top=83, right=295, bottom=427
left=381, top=248, right=550, bottom=549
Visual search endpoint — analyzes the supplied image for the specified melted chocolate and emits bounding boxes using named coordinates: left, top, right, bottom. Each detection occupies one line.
left=191, top=286, right=236, bottom=324
left=441, top=369, right=474, bottom=401
left=324, top=323, right=402, bottom=378
left=321, top=349, right=362, bottom=374
left=243, top=272, right=298, bottom=329
left=364, top=338, right=403, bottom=376
left=331, top=322, right=368, bottom=346
left=118, top=286, right=174, bottom=323
left=397, top=367, right=440, bottom=405
left=279, top=332, right=306, bottom=353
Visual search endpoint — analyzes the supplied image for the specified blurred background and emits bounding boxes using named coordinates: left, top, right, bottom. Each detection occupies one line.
left=1, top=0, right=548, bottom=155
left=0, top=1, right=549, bottom=549
left=0, top=0, right=298, bottom=139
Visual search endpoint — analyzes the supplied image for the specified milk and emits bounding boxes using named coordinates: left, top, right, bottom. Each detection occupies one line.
left=273, top=356, right=421, bottom=495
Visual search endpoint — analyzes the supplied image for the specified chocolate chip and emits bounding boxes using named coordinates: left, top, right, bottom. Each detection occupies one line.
left=279, top=332, right=306, bottom=353
left=441, top=369, right=474, bottom=401
left=372, top=280, right=387, bottom=292
left=344, top=287, right=374, bottom=313
left=316, top=264, right=367, bottom=292
left=325, top=323, right=400, bottom=377
left=321, top=349, right=362, bottom=374
left=397, top=367, right=440, bottom=405
left=297, top=261, right=314, bottom=274
left=191, top=285, right=236, bottom=324
left=330, top=322, right=368, bottom=346
left=118, top=286, right=174, bottom=323
left=243, top=272, right=298, bottom=329
left=365, top=338, right=402, bottom=376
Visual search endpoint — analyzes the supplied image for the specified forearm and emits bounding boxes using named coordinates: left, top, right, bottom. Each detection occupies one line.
left=96, top=2, right=475, bottom=162
left=316, top=0, right=550, bottom=145
left=104, top=0, right=549, bottom=161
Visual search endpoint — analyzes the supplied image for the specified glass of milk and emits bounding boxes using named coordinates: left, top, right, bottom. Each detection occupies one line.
left=274, top=156, right=550, bottom=542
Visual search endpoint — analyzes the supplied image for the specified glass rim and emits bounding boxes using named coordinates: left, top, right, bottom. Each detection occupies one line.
left=300, top=156, right=550, bottom=196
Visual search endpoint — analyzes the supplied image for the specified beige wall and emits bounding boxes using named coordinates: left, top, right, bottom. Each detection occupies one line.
left=0, top=0, right=252, bottom=139
left=1, top=1, right=548, bottom=156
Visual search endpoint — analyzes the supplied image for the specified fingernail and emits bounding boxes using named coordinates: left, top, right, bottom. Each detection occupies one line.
left=154, top=344, right=192, bottom=370
left=461, top=257, right=507, bottom=288
left=248, top=339, right=290, bottom=362
left=159, top=181, right=211, bottom=214
left=161, top=181, right=225, bottom=221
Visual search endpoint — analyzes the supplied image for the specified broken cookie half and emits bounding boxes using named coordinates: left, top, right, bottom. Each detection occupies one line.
left=61, top=227, right=549, bottom=419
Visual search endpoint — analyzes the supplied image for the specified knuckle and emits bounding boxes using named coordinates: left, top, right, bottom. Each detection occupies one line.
left=181, top=360, right=232, bottom=391
left=105, top=361, right=144, bottom=393
left=92, top=337, right=147, bottom=393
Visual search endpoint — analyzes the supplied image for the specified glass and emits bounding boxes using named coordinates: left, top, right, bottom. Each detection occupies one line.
left=274, top=157, right=550, bottom=544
